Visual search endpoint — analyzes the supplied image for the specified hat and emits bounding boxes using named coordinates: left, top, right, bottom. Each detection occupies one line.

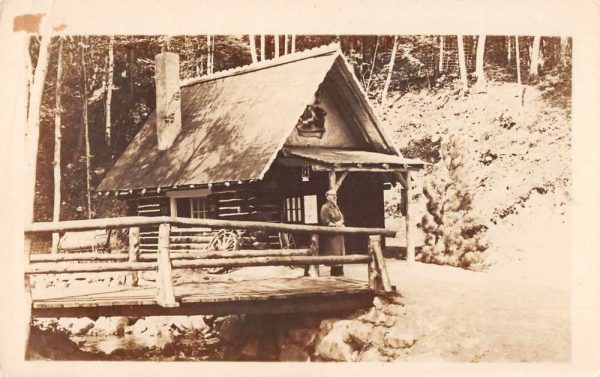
left=326, top=189, right=337, bottom=196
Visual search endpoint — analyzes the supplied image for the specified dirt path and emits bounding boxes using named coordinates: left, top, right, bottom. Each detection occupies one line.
left=346, top=260, right=570, bottom=362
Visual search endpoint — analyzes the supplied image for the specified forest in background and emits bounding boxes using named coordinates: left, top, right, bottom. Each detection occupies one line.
left=28, top=34, right=572, bottom=266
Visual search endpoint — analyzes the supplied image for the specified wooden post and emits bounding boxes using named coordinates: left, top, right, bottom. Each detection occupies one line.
left=369, top=235, right=392, bottom=292
left=328, top=170, right=336, bottom=191
left=367, top=235, right=383, bottom=291
left=128, top=226, right=140, bottom=286
left=156, top=223, right=178, bottom=307
left=403, top=171, right=415, bottom=264
left=24, top=234, right=33, bottom=357
left=307, top=234, right=320, bottom=277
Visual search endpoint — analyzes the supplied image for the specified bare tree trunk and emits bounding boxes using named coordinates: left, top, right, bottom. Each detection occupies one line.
left=127, top=46, right=135, bottom=96
left=248, top=34, right=258, bottom=63
left=206, top=35, right=214, bottom=74
left=25, top=15, right=54, bottom=226
left=457, top=34, right=468, bottom=90
left=51, top=38, right=64, bottom=253
left=260, top=34, right=265, bottom=61
left=560, top=36, right=568, bottom=66
left=529, top=35, right=541, bottom=78
left=80, top=38, right=93, bottom=219
left=274, top=35, right=280, bottom=58
left=438, top=35, right=444, bottom=73
left=506, top=36, right=512, bottom=66
left=380, top=35, right=398, bottom=108
left=284, top=34, right=289, bottom=55
left=515, top=36, right=522, bottom=84
left=291, top=35, right=296, bottom=53
left=105, top=36, right=114, bottom=158
left=366, top=36, right=380, bottom=92
left=474, top=35, right=487, bottom=89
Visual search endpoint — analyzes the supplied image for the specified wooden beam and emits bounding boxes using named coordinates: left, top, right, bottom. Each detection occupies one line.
left=156, top=223, right=178, bottom=308
left=403, top=171, right=415, bottom=264
left=394, top=171, right=409, bottom=190
left=334, top=171, right=349, bottom=191
left=139, top=249, right=310, bottom=260
left=129, top=226, right=140, bottom=286
left=30, top=252, right=129, bottom=263
left=328, top=170, right=336, bottom=191
left=171, top=255, right=371, bottom=269
left=307, top=234, right=320, bottom=277
left=369, top=235, right=393, bottom=292
left=25, top=261, right=157, bottom=274
left=26, top=216, right=396, bottom=237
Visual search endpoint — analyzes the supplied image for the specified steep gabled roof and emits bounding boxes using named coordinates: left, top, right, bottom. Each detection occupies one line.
left=97, top=44, right=403, bottom=192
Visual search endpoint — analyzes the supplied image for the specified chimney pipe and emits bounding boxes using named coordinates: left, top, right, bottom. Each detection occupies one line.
left=155, top=52, right=182, bottom=150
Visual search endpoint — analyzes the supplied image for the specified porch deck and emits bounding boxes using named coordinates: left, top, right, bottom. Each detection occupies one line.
left=31, top=276, right=373, bottom=318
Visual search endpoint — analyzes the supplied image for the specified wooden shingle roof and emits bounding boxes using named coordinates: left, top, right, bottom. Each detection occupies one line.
left=97, top=44, right=403, bottom=192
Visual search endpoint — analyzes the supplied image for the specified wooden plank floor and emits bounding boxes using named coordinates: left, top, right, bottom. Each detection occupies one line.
left=31, top=277, right=374, bottom=317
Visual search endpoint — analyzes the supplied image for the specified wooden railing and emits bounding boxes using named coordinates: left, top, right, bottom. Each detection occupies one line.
left=25, top=216, right=395, bottom=308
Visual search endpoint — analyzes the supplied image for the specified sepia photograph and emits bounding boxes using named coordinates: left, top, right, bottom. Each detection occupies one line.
left=1, top=0, right=599, bottom=375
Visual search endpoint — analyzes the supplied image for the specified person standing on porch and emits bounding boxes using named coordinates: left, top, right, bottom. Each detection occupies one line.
left=320, top=189, right=346, bottom=276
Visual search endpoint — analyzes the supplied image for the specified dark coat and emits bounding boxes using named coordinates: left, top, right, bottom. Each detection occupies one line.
left=319, top=201, right=346, bottom=256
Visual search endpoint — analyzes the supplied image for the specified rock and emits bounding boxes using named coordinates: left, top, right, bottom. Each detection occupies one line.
left=315, top=324, right=356, bottom=361
left=217, top=315, right=245, bottom=343
left=33, top=318, right=59, bottom=331
left=89, top=316, right=129, bottom=336
left=382, top=304, right=406, bottom=317
left=359, top=346, right=387, bottom=362
left=58, top=317, right=94, bottom=335
left=166, top=316, right=193, bottom=333
left=279, top=343, right=310, bottom=361
left=367, top=326, right=388, bottom=346
left=240, top=337, right=261, bottom=358
left=385, top=327, right=416, bottom=349
left=360, top=308, right=388, bottom=325
left=287, top=328, right=318, bottom=347
left=189, top=315, right=209, bottom=332
left=373, top=296, right=385, bottom=309
left=347, top=320, right=373, bottom=347
left=125, top=318, right=162, bottom=337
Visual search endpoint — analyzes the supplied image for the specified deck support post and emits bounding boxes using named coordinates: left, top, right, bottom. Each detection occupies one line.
left=403, top=171, right=415, bottom=265
left=307, top=234, right=320, bottom=277
left=128, top=226, right=140, bottom=286
left=368, top=235, right=393, bottom=292
left=156, top=223, right=178, bottom=307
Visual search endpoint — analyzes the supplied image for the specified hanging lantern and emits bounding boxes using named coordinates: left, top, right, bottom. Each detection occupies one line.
left=301, top=164, right=310, bottom=182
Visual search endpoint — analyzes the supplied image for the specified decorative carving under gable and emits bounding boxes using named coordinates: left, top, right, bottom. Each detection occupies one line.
left=296, top=90, right=327, bottom=139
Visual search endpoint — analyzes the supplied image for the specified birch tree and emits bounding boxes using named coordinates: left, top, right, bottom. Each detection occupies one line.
left=457, top=34, right=468, bottom=90
left=291, top=35, right=296, bottom=53
left=274, top=34, right=280, bottom=58
left=529, top=35, right=541, bottom=78
left=474, top=35, right=486, bottom=89
left=380, top=35, right=398, bottom=108
left=248, top=34, right=258, bottom=63
left=515, top=36, right=522, bottom=84
left=206, top=35, right=214, bottom=74
left=51, top=37, right=64, bottom=252
left=105, top=35, right=114, bottom=156
left=438, top=35, right=444, bottom=73
left=284, top=34, right=289, bottom=55
left=80, top=38, right=93, bottom=219
left=260, top=34, right=265, bottom=61
left=25, top=11, right=54, bottom=226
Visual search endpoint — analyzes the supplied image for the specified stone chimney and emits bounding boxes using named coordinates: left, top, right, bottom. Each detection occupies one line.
left=155, top=52, right=182, bottom=150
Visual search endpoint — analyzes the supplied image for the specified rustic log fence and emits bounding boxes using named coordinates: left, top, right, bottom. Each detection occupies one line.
left=25, top=216, right=395, bottom=309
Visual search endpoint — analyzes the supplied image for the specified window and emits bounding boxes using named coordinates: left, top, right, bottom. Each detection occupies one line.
left=190, top=197, right=209, bottom=219
left=284, top=196, right=304, bottom=223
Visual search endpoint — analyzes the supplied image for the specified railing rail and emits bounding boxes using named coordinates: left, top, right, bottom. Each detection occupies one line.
left=25, top=216, right=396, bottom=237
left=25, top=216, right=395, bottom=310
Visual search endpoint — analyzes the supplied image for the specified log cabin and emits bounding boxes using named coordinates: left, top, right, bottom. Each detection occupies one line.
left=97, top=43, right=424, bottom=254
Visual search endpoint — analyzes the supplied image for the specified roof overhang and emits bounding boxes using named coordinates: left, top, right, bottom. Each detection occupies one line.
left=279, top=146, right=425, bottom=172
